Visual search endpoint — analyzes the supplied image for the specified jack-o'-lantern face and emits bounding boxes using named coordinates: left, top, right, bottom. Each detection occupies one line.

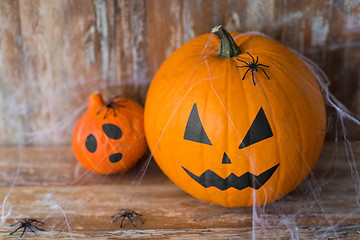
left=182, top=103, right=279, bottom=191
left=72, top=93, right=147, bottom=175
left=147, top=91, right=287, bottom=207
left=84, top=123, right=124, bottom=164
left=145, top=64, right=325, bottom=207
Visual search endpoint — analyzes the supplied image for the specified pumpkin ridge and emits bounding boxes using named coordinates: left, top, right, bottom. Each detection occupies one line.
left=270, top=56, right=322, bottom=194
left=275, top=56, right=323, bottom=179
left=256, top=84, right=282, bottom=201
left=238, top=34, right=323, bottom=202
left=266, top=65, right=304, bottom=195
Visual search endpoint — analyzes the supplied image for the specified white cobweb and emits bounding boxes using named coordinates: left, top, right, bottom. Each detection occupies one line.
left=0, top=26, right=359, bottom=240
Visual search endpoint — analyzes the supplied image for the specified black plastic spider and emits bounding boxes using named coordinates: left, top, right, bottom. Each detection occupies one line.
left=9, top=219, right=45, bottom=238
left=236, top=52, right=270, bottom=85
left=111, top=209, right=143, bottom=229
left=96, top=95, right=127, bottom=119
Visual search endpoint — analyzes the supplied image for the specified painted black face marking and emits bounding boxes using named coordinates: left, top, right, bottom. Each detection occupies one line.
left=239, top=107, right=273, bottom=149
left=184, top=103, right=212, bottom=145
left=221, top=152, right=232, bottom=164
left=182, top=104, right=278, bottom=191
left=183, top=164, right=279, bottom=191
left=85, top=134, right=97, bottom=153
left=102, top=123, right=123, bottom=140
left=109, top=153, right=123, bottom=163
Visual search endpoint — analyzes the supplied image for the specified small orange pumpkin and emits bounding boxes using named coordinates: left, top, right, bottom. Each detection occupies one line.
left=72, top=92, right=147, bottom=175
left=144, top=26, right=326, bottom=207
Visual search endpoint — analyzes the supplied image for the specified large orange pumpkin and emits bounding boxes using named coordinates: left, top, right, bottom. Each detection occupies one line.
left=144, top=26, right=326, bottom=207
left=72, top=92, right=147, bottom=175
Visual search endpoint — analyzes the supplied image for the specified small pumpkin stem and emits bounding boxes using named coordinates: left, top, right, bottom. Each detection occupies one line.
left=211, top=25, right=241, bottom=58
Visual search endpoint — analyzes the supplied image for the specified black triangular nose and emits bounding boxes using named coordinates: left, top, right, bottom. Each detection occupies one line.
left=222, top=152, right=232, bottom=164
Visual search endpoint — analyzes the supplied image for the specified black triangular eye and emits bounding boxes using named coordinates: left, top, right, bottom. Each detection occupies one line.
left=184, top=104, right=212, bottom=145
left=239, top=107, right=273, bottom=149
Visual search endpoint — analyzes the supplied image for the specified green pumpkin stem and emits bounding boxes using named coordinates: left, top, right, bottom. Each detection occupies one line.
left=211, top=25, right=241, bottom=58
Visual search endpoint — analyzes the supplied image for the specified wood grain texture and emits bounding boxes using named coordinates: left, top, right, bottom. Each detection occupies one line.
left=0, top=0, right=359, bottom=145
left=0, top=142, right=359, bottom=239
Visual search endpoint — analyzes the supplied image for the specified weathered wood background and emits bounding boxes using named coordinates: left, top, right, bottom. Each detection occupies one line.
left=0, top=0, right=359, bottom=145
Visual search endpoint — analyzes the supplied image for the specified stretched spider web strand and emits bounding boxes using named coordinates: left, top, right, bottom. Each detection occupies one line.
left=1, top=149, right=23, bottom=224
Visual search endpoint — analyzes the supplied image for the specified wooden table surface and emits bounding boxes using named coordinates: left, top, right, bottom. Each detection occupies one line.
left=0, top=141, right=359, bottom=239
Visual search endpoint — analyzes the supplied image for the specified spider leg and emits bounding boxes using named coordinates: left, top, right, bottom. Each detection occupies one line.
left=126, top=215, right=137, bottom=228
left=10, top=221, right=22, bottom=227
left=111, top=209, right=127, bottom=219
left=259, top=67, right=270, bottom=79
left=134, top=213, right=144, bottom=224
left=111, top=95, right=122, bottom=102
left=251, top=70, right=256, bottom=85
left=96, top=105, right=104, bottom=115
left=236, top=66, right=248, bottom=68
left=247, top=52, right=255, bottom=63
left=30, top=224, right=45, bottom=232
left=112, top=214, right=125, bottom=222
left=9, top=226, right=22, bottom=235
left=236, top=59, right=250, bottom=65
left=130, top=211, right=143, bottom=224
left=242, top=68, right=251, bottom=80
left=30, top=219, right=44, bottom=224
left=28, top=226, right=40, bottom=236
left=113, top=98, right=127, bottom=104
left=112, top=108, right=117, bottom=117
left=255, top=56, right=259, bottom=64
left=257, top=64, right=269, bottom=68
left=104, top=108, right=110, bottom=119
left=19, top=226, right=27, bottom=238
left=120, top=216, right=126, bottom=228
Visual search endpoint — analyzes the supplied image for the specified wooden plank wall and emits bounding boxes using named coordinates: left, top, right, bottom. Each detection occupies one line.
left=0, top=0, right=359, bottom=146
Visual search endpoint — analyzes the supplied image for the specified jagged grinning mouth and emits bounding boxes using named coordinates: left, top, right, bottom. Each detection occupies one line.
left=182, top=164, right=279, bottom=191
